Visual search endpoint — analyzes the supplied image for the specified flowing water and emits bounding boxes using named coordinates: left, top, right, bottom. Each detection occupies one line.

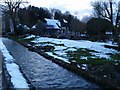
left=2, top=38, right=101, bottom=89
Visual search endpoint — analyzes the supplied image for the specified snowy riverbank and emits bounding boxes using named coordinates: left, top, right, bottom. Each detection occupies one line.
left=7, top=34, right=120, bottom=89
left=0, top=38, right=29, bottom=88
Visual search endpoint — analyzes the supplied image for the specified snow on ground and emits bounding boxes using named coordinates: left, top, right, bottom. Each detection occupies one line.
left=0, top=38, right=29, bottom=88
left=45, top=52, right=70, bottom=63
left=24, top=35, right=36, bottom=39
left=106, top=40, right=118, bottom=46
left=80, top=56, right=88, bottom=60
left=31, top=37, right=119, bottom=60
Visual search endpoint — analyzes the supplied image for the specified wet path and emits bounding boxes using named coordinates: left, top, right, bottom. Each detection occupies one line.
left=2, top=38, right=100, bottom=89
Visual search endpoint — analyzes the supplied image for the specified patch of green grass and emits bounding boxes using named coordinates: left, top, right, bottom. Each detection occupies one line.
left=8, top=34, right=19, bottom=40
left=11, top=35, right=35, bottom=44
left=70, top=57, right=111, bottom=64
left=67, top=48, right=94, bottom=60
left=66, top=48, right=120, bottom=65
left=110, top=54, right=120, bottom=60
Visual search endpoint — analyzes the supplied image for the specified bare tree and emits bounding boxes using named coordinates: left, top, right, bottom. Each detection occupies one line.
left=4, top=0, right=28, bottom=33
left=115, top=1, right=120, bottom=27
left=92, top=0, right=120, bottom=29
left=92, top=0, right=120, bottom=46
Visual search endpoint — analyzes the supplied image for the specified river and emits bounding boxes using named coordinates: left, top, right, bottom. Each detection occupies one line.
left=2, top=38, right=101, bottom=89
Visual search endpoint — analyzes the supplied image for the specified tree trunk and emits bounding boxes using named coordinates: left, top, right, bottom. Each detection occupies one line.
left=109, top=1, right=115, bottom=36
left=110, top=1, right=113, bottom=25
left=115, top=3, right=120, bottom=28
left=10, top=12, right=17, bottom=33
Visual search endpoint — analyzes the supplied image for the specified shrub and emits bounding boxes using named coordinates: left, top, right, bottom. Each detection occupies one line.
left=15, top=24, right=29, bottom=35
left=87, top=18, right=112, bottom=37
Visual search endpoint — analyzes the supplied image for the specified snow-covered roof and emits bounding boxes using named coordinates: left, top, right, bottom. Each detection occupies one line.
left=32, top=25, right=36, bottom=29
left=45, top=18, right=61, bottom=29
left=24, top=25, right=30, bottom=30
left=63, top=19, right=68, bottom=23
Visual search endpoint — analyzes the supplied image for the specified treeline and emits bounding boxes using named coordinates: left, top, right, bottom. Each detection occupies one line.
left=18, top=5, right=51, bottom=27
left=87, top=0, right=120, bottom=43
left=18, top=5, right=86, bottom=33
left=2, top=0, right=120, bottom=47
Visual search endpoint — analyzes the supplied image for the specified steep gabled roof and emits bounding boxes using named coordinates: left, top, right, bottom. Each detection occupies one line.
left=45, top=18, right=61, bottom=29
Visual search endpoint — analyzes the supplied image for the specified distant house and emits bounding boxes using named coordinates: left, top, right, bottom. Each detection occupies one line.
left=31, top=20, right=45, bottom=35
left=31, top=18, right=73, bottom=37
left=61, top=19, right=69, bottom=34
left=44, top=18, right=61, bottom=36
left=105, top=32, right=113, bottom=35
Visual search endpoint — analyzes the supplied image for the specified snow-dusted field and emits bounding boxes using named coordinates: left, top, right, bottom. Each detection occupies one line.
left=0, top=38, right=29, bottom=88
left=27, top=35, right=120, bottom=64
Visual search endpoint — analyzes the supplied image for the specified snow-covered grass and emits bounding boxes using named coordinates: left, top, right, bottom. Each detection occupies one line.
left=31, top=37, right=118, bottom=54
left=7, top=34, right=120, bottom=83
left=0, top=39, right=29, bottom=88
left=46, top=52, right=70, bottom=63
left=24, top=35, right=36, bottom=39
left=23, top=35, right=120, bottom=66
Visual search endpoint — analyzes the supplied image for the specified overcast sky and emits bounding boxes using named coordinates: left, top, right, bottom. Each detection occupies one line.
left=0, top=0, right=93, bottom=19
left=28, top=0, right=95, bottom=19
left=0, top=0, right=118, bottom=19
